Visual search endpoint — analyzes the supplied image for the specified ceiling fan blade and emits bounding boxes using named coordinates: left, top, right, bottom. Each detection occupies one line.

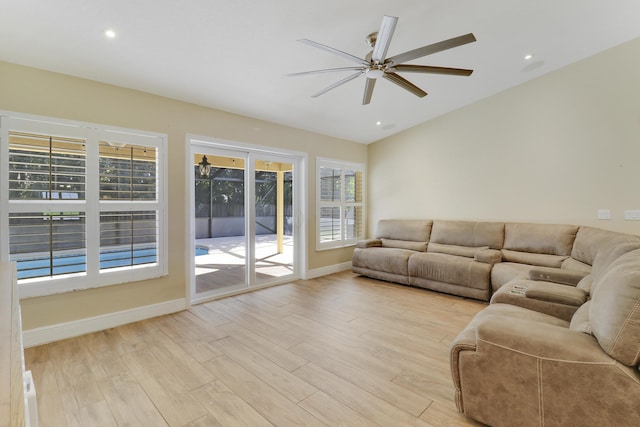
left=298, top=39, right=369, bottom=66
left=371, top=15, right=398, bottom=64
left=382, top=73, right=427, bottom=98
left=282, top=66, right=366, bottom=77
left=362, top=78, right=376, bottom=105
left=311, top=71, right=364, bottom=98
left=386, top=33, right=476, bottom=66
left=393, top=64, right=473, bottom=76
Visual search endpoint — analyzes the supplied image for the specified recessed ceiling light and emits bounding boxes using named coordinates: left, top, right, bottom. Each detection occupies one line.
left=524, top=54, right=533, bottom=60
left=376, top=121, right=382, bottom=126
left=104, top=29, right=116, bottom=39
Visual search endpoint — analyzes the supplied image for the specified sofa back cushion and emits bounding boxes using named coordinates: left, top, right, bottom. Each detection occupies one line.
left=589, top=249, right=640, bottom=366
left=569, top=301, right=592, bottom=334
left=500, top=223, right=578, bottom=267
left=572, top=226, right=638, bottom=266
left=561, top=257, right=592, bottom=273
left=591, top=237, right=640, bottom=283
left=503, top=223, right=578, bottom=255
left=376, top=219, right=432, bottom=242
left=429, top=220, right=505, bottom=249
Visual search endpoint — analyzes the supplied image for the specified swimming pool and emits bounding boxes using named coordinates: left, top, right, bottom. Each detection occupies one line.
left=14, top=247, right=158, bottom=279
left=15, top=245, right=209, bottom=279
left=195, top=246, right=209, bottom=256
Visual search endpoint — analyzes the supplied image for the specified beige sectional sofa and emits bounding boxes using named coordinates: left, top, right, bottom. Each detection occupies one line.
left=353, top=219, right=640, bottom=426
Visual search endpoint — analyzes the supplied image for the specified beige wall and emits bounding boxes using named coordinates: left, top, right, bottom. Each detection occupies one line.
left=368, top=38, right=640, bottom=236
left=0, top=61, right=366, bottom=330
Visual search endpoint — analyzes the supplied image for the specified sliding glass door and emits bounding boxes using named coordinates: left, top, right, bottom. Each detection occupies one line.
left=253, top=156, right=294, bottom=286
left=193, top=151, right=247, bottom=295
left=189, top=143, right=300, bottom=302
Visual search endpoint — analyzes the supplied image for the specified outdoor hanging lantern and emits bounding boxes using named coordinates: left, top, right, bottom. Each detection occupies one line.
left=198, top=155, right=211, bottom=178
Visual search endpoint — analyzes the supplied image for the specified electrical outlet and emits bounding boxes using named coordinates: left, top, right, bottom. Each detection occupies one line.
left=597, top=209, right=611, bottom=220
left=624, top=210, right=640, bottom=220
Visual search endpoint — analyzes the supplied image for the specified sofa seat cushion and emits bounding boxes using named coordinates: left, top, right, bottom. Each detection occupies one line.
left=561, top=257, right=592, bottom=273
left=491, top=279, right=587, bottom=321
left=427, top=242, right=488, bottom=258
left=381, top=238, right=427, bottom=252
left=491, top=262, right=532, bottom=291
left=469, top=302, right=571, bottom=330
left=352, top=247, right=414, bottom=276
left=452, top=303, right=571, bottom=358
left=501, top=249, right=568, bottom=268
left=408, top=252, right=491, bottom=291
left=528, top=266, right=588, bottom=286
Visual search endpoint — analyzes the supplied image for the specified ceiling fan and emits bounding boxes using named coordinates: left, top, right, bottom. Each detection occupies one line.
left=283, top=15, right=476, bottom=105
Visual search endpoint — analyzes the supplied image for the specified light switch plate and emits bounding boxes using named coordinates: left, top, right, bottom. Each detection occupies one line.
left=597, top=209, right=611, bottom=220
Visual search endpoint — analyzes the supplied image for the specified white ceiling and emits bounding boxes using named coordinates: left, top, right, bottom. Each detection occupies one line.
left=2, top=0, right=640, bottom=144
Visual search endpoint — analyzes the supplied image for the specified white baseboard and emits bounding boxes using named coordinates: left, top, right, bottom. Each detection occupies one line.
left=304, top=261, right=352, bottom=280
left=22, top=298, right=186, bottom=348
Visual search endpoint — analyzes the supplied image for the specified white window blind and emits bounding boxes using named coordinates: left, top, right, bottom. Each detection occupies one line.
left=317, top=158, right=365, bottom=250
left=0, top=114, right=167, bottom=297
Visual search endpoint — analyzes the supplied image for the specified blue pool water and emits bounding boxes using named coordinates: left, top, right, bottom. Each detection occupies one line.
left=15, top=246, right=209, bottom=279
left=15, top=248, right=158, bottom=279
left=195, top=246, right=209, bottom=256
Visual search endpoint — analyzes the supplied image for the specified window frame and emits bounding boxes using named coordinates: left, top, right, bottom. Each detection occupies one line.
left=0, top=112, right=168, bottom=298
left=316, top=157, right=365, bottom=251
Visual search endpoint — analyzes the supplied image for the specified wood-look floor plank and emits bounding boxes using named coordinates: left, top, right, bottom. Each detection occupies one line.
left=298, top=391, right=382, bottom=427
left=229, top=294, right=292, bottom=319
left=223, top=299, right=292, bottom=329
left=293, top=363, right=434, bottom=427
left=284, top=316, right=402, bottom=381
left=68, top=400, right=118, bottom=427
left=26, top=360, right=67, bottom=427
left=148, top=332, right=216, bottom=391
left=210, top=336, right=316, bottom=403
left=291, top=341, right=432, bottom=417
left=121, top=349, right=207, bottom=427
left=215, top=322, right=308, bottom=372
left=26, top=272, right=487, bottom=427
left=362, top=330, right=451, bottom=374
left=188, top=379, right=274, bottom=427
left=188, top=303, right=233, bottom=327
left=99, top=373, right=169, bottom=426
left=155, top=314, right=225, bottom=363
left=392, top=369, right=458, bottom=405
left=203, top=355, right=326, bottom=427
left=420, top=400, right=486, bottom=426
left=203, top=300, right=305, bottom=348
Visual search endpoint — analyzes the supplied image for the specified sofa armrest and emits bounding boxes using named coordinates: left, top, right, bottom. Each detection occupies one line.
left=474, top=248, right=502, bottom=265
left=356, top=239, right=382, bottom=249
left=453, top=314, right=640, bottom=426
left=450, top=327, right=478, bottom=392
left=528, top=266, right=588, bottom=286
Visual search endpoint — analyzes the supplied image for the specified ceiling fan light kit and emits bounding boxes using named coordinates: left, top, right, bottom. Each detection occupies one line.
left=284, top=15, right=476, bottom=105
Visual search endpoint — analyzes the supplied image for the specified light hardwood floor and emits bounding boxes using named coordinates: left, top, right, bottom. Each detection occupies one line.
left=24, top=271, right=487, bottom=427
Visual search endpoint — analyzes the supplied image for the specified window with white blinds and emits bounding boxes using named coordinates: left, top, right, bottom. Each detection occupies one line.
left=317, top=158, right=365, bottom=250
left=0, top=114, right=167, bottom=297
